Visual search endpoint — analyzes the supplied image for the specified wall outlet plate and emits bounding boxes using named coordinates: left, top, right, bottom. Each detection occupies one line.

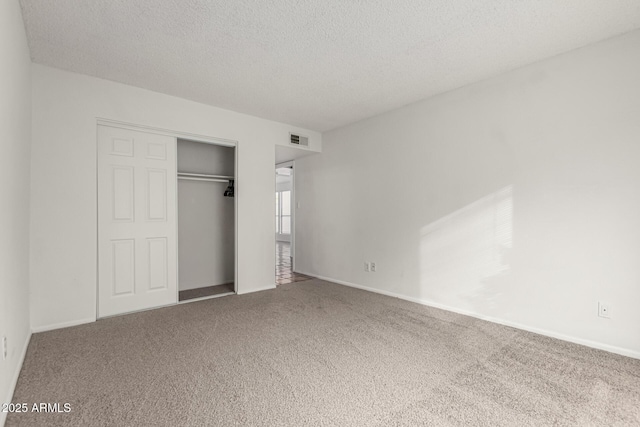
left=598, top=302, right=611, bottom=319
left=370, top=262, right=376, bottom=272
left=364, top=262, right=370, bottom=272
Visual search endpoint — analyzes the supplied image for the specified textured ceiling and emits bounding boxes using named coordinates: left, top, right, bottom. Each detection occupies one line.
left=19, top=0, right=640, bottom=131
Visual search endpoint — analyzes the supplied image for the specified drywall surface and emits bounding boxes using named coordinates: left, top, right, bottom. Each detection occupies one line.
left=178, top=180, right=235, bottom=290
left=177, top=139, right=235, bottom=177
left=0, top=0, right=32, bottom=422
left=30, top=64, right=320, bottom=331
left=178, top=141, right=235, bottom=291
left=296, top=30, right=640, bottom=357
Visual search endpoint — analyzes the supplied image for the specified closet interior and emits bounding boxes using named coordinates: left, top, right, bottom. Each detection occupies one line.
left=177, top=139, right=235, bottom=302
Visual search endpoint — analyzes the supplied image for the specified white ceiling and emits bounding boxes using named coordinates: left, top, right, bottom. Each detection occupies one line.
left=19, top=0, right=640, bottom=132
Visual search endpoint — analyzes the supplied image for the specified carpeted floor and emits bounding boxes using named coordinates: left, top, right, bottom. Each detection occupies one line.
left=7, top=279, right=640, bottom=426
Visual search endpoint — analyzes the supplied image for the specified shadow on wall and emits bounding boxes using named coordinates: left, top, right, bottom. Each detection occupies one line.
left=419, top=186, right=513, bottom=313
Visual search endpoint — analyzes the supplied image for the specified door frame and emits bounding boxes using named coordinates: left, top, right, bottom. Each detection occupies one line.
left=96, top=118, right=239, bottom=316
left=275, top=160, right=295, bottom=271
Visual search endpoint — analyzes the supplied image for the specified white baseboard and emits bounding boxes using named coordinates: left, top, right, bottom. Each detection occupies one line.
left=31, top=317, right=95, bottom=334
left=302, top=272, right=640, bottom=360
left=1, top=331, right=32, bottom=427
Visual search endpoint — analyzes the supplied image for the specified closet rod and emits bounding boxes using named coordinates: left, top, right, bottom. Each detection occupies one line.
left=178, top=172, right=234, bottom=180
left=178, top=176, right=230, bottom=183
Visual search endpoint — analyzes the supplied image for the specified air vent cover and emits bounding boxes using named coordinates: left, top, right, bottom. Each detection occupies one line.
left=290, top=133, right=309, bottom=147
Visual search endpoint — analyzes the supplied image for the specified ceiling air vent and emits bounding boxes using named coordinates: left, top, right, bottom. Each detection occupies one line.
left=290, top=133, right=309, bottom=147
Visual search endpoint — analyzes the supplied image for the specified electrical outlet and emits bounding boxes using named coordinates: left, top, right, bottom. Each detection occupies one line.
left=2, top=336, right=6, bottom=360
left=364, top=262, right=370, bottom=272
left=598, top=302, right=611, bottom=319
left=370, top=262, right=376, bottom=272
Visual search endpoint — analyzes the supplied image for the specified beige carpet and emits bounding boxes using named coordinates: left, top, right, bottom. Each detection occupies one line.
left=7, top=279, right=640, bottom=426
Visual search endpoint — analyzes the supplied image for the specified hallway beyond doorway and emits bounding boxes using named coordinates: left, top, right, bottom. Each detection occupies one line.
left=276, top=242, right=311, bottom=285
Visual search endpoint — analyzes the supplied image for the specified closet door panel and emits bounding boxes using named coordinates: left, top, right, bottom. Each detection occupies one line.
left=110, top=137, right=134, bottom=157
left=98, top=125, right=177, bottom=318
left=111, top=239, right=135, bottom=296
left=147, top=237, right=168, bottom=290
left=112, top=166, right=135, bottom=221
left=147, top=142, right=167, bottom=160
left=146, top=168, right=167, bottom=221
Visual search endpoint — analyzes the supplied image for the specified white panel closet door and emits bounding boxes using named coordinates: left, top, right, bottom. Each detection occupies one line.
left=98, top=125, right=177, bottom=318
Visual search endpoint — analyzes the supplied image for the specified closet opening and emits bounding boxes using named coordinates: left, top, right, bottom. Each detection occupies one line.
left=177, top=139, right=236, bottom=302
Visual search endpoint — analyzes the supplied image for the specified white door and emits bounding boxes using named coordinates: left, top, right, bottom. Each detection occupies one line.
left=97, top=125, right=177, bottom=317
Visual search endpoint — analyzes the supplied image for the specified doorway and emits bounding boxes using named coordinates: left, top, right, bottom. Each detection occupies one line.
left=275, top=162, right=311, bottom=286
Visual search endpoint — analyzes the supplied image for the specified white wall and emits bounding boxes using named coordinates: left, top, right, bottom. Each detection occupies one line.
left=295, top=30, right=640, bottom=358
left=30, top=64, right=321, bottom=331
left=178, top=180, right=235, bottom=290
left=177, top=138, right=235, bottom=177
left=0, top=0, right=32, bottom=422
